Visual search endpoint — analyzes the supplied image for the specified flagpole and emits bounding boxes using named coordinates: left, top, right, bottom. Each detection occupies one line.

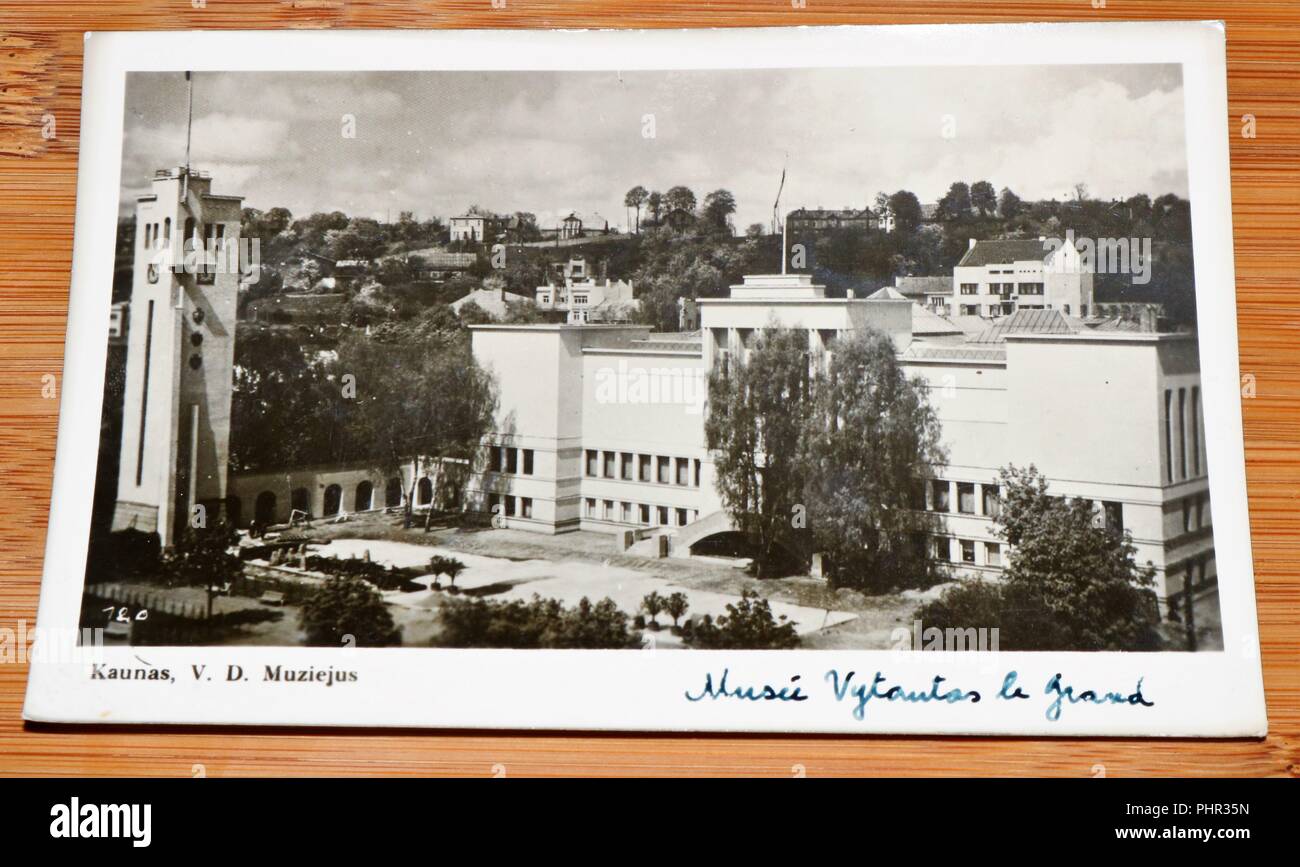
left=182, top=71, right=193, bottom=201
left=773, top=158, right=787, bottom=274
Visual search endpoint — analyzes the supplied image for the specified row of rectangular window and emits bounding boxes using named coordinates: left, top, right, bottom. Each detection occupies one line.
left=487, top=446, right=535, bottom=476
left=922, top=479, right=1124, bottom=532
left=922, top=480, right=1002, bottom=517
left=585, top=449, right=700, bottom=488
left=487, top=493, right=534, bottom=519
left=584, top=498, right=697, bottom=528
left=958, top=282, right=1044, bottom=295
left=929, top=536, right=1002, bottom=567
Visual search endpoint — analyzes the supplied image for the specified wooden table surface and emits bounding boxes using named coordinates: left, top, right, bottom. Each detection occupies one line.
left=0, top=1, right=1296, bottom=777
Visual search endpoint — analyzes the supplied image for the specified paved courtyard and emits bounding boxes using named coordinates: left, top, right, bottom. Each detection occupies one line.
left=313, top=537, right=858, bottom=643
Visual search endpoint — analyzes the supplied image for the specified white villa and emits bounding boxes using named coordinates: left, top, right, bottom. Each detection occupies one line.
left=947, top=237, right=1094, bottom=319
left=534, top=257, right=638, bottom=324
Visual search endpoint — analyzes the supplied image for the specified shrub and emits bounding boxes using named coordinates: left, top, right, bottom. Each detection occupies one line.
left=300, top=575, right=401, bottom=647
left=682, top=590, right=800, bottom=649
left=437, top=594, right=641, bottom=649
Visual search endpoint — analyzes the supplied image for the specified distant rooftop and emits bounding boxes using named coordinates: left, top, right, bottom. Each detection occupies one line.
left=957, top=238, right=1054, bottom=268
left=894, top=276, right=951, bottom=298
left=967, top=308, right=1083, bottom=343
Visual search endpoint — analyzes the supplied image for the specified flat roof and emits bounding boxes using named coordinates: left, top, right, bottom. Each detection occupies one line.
left=466, top=323, right=649, bottom=331
left=1003, top=331, right=1196, bottom=344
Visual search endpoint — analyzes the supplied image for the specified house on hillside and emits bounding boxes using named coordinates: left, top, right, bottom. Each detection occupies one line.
left=557, top=212, right=612, bottom=240
left=449, top=212, right=510, bottom=243
left=786, top=207, right=878, bottom=234
left=535, top=257, right=637, bottom=324
left=951, top=237, right=1094, bottom=319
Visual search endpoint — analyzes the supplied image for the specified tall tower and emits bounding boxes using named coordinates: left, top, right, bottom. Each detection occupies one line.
left=111, top=167, right=244, bottom=546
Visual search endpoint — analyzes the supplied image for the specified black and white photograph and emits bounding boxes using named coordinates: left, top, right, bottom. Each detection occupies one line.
left=23, top=24, right=1266, bottom=735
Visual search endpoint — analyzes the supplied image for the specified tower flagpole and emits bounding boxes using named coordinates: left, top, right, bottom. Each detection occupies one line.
left=182, top=71, right=193, bottom=201
left=773, top=157, right=787, bottom=274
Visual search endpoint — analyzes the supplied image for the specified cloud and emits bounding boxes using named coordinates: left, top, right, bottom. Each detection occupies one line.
left=118, top=66, right=1188, bottom=226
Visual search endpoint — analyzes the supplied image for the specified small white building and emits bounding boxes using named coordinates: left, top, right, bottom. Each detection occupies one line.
left=535, top=258, right=638, bottom=324
left=951, top=237, right=1095, bottom=319
left=449, top=212, right=508, bottom=244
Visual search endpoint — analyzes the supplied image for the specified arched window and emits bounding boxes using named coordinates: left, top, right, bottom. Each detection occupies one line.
left=290, top=487, right=311, bottom=517
left=254, top=491, right=277, bottom=525
left=354, top=480, right=373, bottom=512
left=323, top=484, right=343, bottom=516
left=163, top=217, right=171, bottom=245
left=385, top=477, right=403, bottom=508
left=417, top=477, right=433, bottom=506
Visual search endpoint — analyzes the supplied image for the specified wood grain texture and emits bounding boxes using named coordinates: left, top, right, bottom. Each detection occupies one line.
left=0, top=0, right=1296, bottom=778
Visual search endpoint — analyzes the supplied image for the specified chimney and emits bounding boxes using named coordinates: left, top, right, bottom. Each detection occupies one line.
left=968, top=238, right=977, bottom=250
left=847, top=289, right=855, bottom=299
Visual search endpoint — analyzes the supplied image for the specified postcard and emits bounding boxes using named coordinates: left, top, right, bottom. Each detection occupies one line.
left=23, top=22, right=1266, bottom=735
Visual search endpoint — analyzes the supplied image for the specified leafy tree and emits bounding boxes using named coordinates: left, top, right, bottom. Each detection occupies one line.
left=331, top=327, right=497, bottom=529
left=428, top=555, right=467, bottom=588
left=510, top=211, right=542, bottom=243
left=917, top=465, right=1161, bottom=651
left=801, top=328, right=946, bottom=591
left=664, top=185, right=697, bottom=216
left=682, top=590, right=799, bottom=649
left=623, top=185, right=649, bottom=234
left=163, top=524, right=242, bottom=618
left=1124, top=193, right=1153, bottom=223
left=887, top=190, right=923, bottom=234
left=700, top=189, right=737, bottom=234
left=641, top=590, right=666, bottom=629
left=664, top=591, right=689, bottom=628
left=970, top=181, right=997, bottom=217
left=646, top=191, right=664, bottom=227
left=442, top=558, right=466, bottom=589
left=230, top=329, right=339, bottom=471
left=705, top=325, right=810, bottom=577
left=937, top=182, right=972, bottom=221
left=327, top=217, right=387, bottom=261
left=998, top=187, right=1023, bottom=219
left=300, top=575, right=401, bottom=647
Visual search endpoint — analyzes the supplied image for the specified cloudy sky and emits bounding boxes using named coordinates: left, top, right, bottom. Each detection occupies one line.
left=119, top=65, right=1187, bottom=230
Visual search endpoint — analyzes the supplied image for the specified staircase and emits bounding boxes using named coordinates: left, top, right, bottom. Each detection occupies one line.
left=624, top=510, right=737, bottom=559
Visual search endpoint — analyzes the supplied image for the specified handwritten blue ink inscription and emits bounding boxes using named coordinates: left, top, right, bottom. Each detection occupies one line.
left=684, top=668, right=808, bottom=703
left=825, top=670, right=980, bottom=721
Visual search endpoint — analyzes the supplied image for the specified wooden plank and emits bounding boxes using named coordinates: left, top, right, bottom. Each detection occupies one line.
left=0, top=1, right=1296, bottom=777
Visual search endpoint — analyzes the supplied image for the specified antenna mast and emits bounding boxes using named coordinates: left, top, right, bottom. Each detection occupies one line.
left=773, top=157, right=787, bottom=274
left=182, top=71, right=194, bottom=201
